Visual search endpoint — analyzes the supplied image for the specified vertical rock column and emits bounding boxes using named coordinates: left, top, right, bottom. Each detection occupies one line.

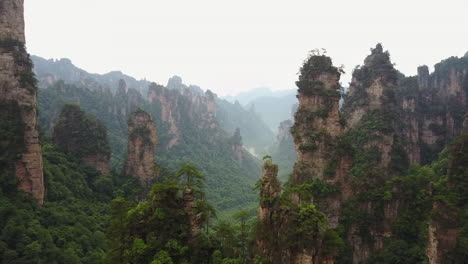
left=255, top=160, right=282, bottom=263
left=125, top=110, right=158, bottom=187
left=291, top=55, right=343, bottom=185
left=0, top=0, right=44, bottom=204
left=231, top=128, right=244, bottom=161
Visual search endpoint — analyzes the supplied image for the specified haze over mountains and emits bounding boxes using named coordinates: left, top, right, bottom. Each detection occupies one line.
left=1, top=1, right=468, bottom=263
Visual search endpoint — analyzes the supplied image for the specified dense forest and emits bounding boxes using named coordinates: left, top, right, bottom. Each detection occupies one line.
left=1, top=1, right=468, bottom=263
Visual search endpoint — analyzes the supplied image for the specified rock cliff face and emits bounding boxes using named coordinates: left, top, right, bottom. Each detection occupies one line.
left=125, top=110, right=157, bottom=187
left=256, top=46, right=467, bottom=264
left=53, top=104, right=111, bottom=175
left=426, top=114, right=468, bottom=264
left=291, top=54, right=352, bottom=229
left=255, top=160, right=282, bottom=262
left=255, top=54, right=349, bottom=264
left=341, top=45, right=406, bottom=263
left=147, top=81, right=219, bottom=149
left=0, top=0, right=44, bottom=204
left=0, top=0, right=25, bottom=43
left=291, top=54, right=343, bottom=183
left=399, top=55, right=468, bottom=164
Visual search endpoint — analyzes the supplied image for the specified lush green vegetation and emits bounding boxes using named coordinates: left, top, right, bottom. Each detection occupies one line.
left=0, top=142, right=112, bottom=264
left=106, top=163, right=256, bottom=264
left=0, top=100, right=25, bottom=176
left=53, top=104, right=110, bottom=159
left=0, top=37, right=37, bottom=90
left=253, top=161, right=345, bottom=261
left=335, top=131, right=468, bottom=263
left=1, top=137, right=261, bottom=264
left=37, top=81, right=261, bottom=213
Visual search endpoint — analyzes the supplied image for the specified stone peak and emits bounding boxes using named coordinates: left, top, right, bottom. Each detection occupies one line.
left=0, top=0, right=25, bottom=43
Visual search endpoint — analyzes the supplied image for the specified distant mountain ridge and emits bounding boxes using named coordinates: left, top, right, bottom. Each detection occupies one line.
left=32, top=55, right=152, bottom=95
left=223, top=87, right=297, bottom=131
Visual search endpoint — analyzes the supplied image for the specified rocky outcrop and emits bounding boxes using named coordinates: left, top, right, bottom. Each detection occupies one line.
left=426, top=114, right=468, bottom=264
left=254, top=160, right=285, bottom=263
left=125, top=110, right=157, bottom=187
left=258, top=160, right=281, bottom=222
left=255, top=54, right=350, bottom=264
left=53, top=104, right=111, bottom=175
left=0, top=0, right=25, bottom=43
left=0, top=0, right=44, bottom=204
left=290, top=54, right=353, bottom=230
left=255, top=46, right=467, bottom=264
left=147, top=79, right=219, bottom=149
left=398, top=55, right=468, bottom=164
left=291, top=54, right=344, bottom=184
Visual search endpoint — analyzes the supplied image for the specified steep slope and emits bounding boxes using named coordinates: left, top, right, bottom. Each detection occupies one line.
left=0, top=0, right=43, bottom=204
left=254, top=46, right=468, bottom=264
left=125, top=109, right=158, bottom=187
left=36, top=76, right=261, bottom=211
left=53, top=104, right=111, bottom=175
left=398, top=54, right=468, bottom=164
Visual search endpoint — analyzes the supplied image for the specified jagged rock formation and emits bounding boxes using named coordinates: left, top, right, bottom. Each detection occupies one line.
left=53, top=104, right=111, bottom=175
left=426, top=114, right=468, bottom=264
left=147, top=81, right=218, bottom=149
left=291, top=54, right=352, bottom=229
left=255, top=54, right=348, bottom=264
left=256, top=46, right=467, bottom=264
left=255, top=160, right=282, bottom=262
left=125, top=109, right=157, bottom=186
left=399, top=54, right=468, bottom=164
left=0, top=0, right=44, bottom=204
left=291, top=54, right=344, bottom=184
left=341, top=45, right=408, bottom=263
left=35, top=71, right=262, bottom=211
left=31, top=56, right=151, bottom=94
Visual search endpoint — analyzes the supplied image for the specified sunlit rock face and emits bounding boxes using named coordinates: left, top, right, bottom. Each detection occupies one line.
left=0, top=0, right=44, bottom=204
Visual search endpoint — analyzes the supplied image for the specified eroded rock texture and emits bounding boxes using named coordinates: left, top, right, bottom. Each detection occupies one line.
left=125, top=110, right=157, bottom=187
left=255, top=46, right=467, bottom=264
left=399, top=55, right=468, bottom=164
left=147, top=82, right=218, bottom=149
left=0, top=0, right=44, bottom=204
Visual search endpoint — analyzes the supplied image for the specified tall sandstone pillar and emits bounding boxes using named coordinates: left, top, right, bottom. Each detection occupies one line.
left=0, top=0, right=44, bottom=204
left=125, top=110, right=158, bottom=187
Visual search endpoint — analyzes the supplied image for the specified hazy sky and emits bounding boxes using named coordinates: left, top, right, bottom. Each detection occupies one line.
left=24, top=0, right=468, bottom=96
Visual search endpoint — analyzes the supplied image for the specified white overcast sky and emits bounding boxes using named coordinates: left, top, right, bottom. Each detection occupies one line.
left=24, top=0, right=468, bottom=96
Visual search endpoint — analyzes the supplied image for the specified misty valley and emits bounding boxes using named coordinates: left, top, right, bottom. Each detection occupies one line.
left=1, top=1, right=468, bottom=264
